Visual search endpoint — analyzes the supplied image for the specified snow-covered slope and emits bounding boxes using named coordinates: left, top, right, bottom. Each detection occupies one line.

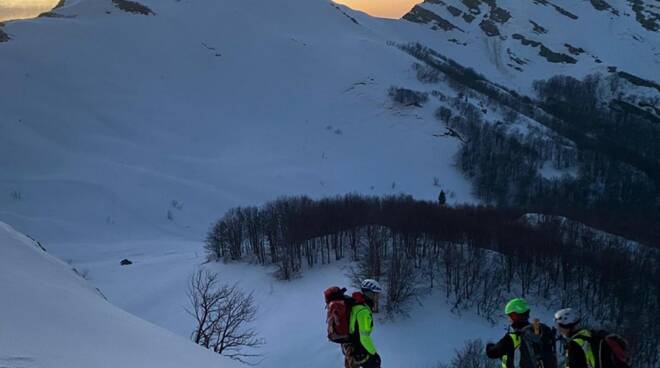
left=0, top=219, right=511, bottom=368
left=69, top=237, right=507, bottom=368
left=373, top=0, right=660, bottom=94
left=0, top=2, right=498, bottom=366
left=0, top=221, right=240, bottom=368
left=0, top=0, right=474, bottom=245
left=2, top=1, right=654, bottom=367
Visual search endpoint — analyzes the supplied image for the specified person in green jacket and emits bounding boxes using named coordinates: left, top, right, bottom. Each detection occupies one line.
left=342, top=279, right=382, bottom=368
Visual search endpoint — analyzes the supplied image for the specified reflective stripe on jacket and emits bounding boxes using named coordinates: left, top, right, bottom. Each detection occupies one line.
left=349, top=304, right=376, bottom=355
left=568, top=330, right=596, bottom=368
left=501, top=333, right=522, bottom=368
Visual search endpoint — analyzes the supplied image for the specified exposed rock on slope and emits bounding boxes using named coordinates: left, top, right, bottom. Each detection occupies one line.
left=0, top=27, right=9, bottom=43
left=112, top=0, right=154, bottom=15
left=400, top=0, right=659, bottom=84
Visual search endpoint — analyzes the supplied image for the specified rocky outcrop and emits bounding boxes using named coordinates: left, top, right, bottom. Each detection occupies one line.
left=512, top=34, right=577, bottom=64
left=404, top=5, right=461, bottom=32
left=111, top=0, right=155, bottom=16
left=628, top=0, right=659, bottom=31
left=0, top=27, right=9, bottom=43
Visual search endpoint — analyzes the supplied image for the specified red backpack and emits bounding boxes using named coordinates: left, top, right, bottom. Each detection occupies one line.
left=324, top=286, right=354, bottom=344
left=592, top=331, right=631, bottom=368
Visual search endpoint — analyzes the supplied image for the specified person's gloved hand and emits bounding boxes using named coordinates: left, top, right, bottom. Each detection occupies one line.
left=370, top=353, right=381, bottom=365
left=486, top=343, right=495, bottom=352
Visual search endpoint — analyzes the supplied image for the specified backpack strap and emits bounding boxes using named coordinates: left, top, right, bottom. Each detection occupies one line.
left=520, top=324, right=546, bottom=368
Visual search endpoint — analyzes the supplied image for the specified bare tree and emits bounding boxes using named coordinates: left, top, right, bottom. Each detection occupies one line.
left=349, top=226, right=388, bottom=288
left=450, top=339, right=498, bottom=368
left=436, top=106, right=453, bottom=124
left=202, top=195, right=660, bottom=365
left=388, top=86, right=429, bottom=107
left=187, top=270, right=223, bottom=345
left=187, top=270, right=264, bottom=364
left=384, top=246, right=417, bottom=317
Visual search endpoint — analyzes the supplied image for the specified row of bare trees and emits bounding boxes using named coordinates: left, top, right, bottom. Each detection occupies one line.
left=399, top=41, right=660, bottom=247
left=206, top=195, right=659, bottom=366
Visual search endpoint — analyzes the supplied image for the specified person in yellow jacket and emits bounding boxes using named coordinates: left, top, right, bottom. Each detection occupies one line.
left=342, top=279, right=382, bottom=368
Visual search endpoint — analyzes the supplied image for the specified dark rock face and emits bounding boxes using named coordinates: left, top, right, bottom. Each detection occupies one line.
left=617, top=71, right=660, bottom=93
left=564, top=43, right=585, bottom=56
left=489, top=7, right=511, bottom=23
left=479, top=19, right=500, bottom=36
left=332, top=4, right=360, bottom=25
left=534, top=0, right=579, bottom=20
left=539, top=45, right=577, bottom=64
left=628, top=0, right=659, bottom=32
left=447, top=6, right=463, bottom=17
left=111, top=0, right=155, bottom=16
left=402, top=0, right=656, bottom=72
left=461, top=0, right=482, bottom=14
left=590, top=0, right=614, bottom=12
left=120, top=259, right=133, bottom=266
left=0, top=28, right=9, bottom=43
left=512, top=34, right=577, bottom=64
left=529, top=20, right=547, bottom=34
left=512, top=33, right=540, bottom=47
left=404, top=5, right=461, bottom=32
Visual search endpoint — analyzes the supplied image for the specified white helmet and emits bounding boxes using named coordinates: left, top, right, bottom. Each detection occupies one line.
left=361, top=279, right=383, bottom=294
left=554, top=308, right=580, bottom=327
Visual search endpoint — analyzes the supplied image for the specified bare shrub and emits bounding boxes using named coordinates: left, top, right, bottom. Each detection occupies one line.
left=413, top=62, right=441, bottom=83
left=187, top=270, right=263, bottom=364
left=450, top=339, right=498, bottom=368
left=384, top=248, right=417, bottom=316
left=389, top=87, right=429, bottom=107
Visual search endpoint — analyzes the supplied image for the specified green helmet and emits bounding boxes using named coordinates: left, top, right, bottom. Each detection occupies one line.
left=505, top=298, right=530, bottom=315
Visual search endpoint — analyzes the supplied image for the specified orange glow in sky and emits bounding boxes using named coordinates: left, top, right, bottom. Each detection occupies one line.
left=333, top=0, right=422, bottom=19
left=0, top=0, right=422, bottom=23
left=0, top=0, right=61, bottom=22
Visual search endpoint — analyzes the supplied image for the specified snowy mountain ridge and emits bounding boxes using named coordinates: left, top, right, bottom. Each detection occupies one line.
left=396, top=0, right=659, bottom=93
left=0, top=2, right=487, bottom=365
left=0, top=0, right=476, bottom=245
left=1, top=0, right=657, bottom=245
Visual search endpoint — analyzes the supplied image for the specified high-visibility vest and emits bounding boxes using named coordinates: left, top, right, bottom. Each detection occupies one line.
left=569, top=330, right=596, bottom=368
left=501, top=333, right=522, bottom=368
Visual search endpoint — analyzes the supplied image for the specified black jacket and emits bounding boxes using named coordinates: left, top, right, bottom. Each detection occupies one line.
left=566, top=340, right=589, bottom=368
left=564, top=329, right=608, bottom=368
left=486, top=321, right=530, bottom=368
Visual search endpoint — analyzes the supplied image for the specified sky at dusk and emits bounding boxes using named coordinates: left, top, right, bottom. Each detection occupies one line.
left=0, top=0, right=60, bottom=22
left=0, top=0, right=421, bottom=22
left=333, top=0, right=422, bottom=18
